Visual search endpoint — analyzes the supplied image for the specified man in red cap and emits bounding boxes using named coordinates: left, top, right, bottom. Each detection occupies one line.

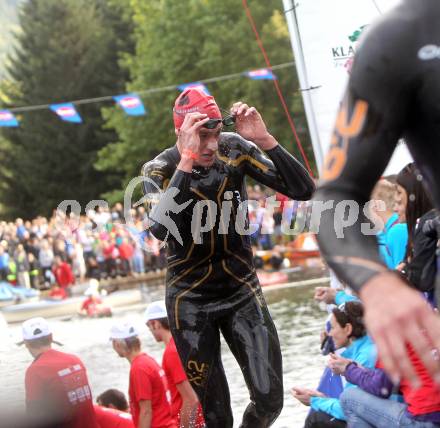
left=142, top=88, right=315, bottom=427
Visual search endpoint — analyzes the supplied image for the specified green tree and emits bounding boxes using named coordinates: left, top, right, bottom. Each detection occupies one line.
left=0, top=0, right=134, bottom=218
left=0, top=0, right=26, bottom=79
left=97, top=0, right=314, bottom=203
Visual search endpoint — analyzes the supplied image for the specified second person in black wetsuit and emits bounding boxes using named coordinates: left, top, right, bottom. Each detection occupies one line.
left=141, top=88, right=315, bottom=427
left=314, top=0, right=440, bottom=389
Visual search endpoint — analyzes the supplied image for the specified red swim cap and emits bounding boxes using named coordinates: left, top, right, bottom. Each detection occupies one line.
left=173, top=88, right=221, bottom=130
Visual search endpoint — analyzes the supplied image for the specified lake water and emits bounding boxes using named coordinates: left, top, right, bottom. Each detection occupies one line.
left=0, top=272, right=329, bottom=428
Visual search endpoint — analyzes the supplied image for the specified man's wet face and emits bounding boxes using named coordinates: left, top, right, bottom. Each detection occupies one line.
left=195, top=124, right=221, bottom=167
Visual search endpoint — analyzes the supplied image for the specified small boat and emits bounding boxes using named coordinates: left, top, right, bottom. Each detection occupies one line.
left=1, top=288, right=142, bottom=324
left=254, top=233, right=320, bottom=270
left=282, top=232, right=321, bottom=261
left=257, top=270, right=289, bottom=286
left=283, top=248, right=320, bottom=260
left=0, top=281, right=39, bottom=308
left=257, top=266, right=304, bottom=287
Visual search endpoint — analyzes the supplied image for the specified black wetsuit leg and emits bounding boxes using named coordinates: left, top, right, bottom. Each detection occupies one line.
left=219, top=282, right=283, bottom=427
left=166, top=289, right=234, bottom=428
left=166, top=267, right=283, bottom=428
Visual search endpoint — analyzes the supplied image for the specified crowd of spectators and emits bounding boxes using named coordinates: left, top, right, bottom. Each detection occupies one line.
left=291, top=163, right=440, bottom=428
left=0, top=203, right=167, bottom=293
left=0, top=186, right=309, bottom=295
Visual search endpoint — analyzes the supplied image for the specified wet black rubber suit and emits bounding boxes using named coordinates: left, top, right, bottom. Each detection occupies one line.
left=314, top=0, right=440, bottom=304
left=141, top=132, right=314, bottom=427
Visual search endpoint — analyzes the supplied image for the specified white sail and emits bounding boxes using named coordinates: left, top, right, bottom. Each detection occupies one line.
left=283, top=0, right=412, bottom=176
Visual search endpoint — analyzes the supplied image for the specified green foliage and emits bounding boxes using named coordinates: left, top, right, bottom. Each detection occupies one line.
left=0, top=0, right=134, bottom=219
left=0, top=0, right=314, bottom=217
left=97, top=0, right=314, bottom=197
left=0, top=0, right=26, bottom=79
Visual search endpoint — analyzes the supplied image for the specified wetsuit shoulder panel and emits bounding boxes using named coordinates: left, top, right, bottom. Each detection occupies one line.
left=219, top=132, right=315, bottom=200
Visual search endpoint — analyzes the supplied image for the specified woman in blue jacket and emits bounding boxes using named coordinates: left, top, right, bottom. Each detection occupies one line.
left=292, top=301, right=376, bottom=427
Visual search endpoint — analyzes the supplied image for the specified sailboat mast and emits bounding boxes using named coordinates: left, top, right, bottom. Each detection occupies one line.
left=282, top=0, right=323, bottom=174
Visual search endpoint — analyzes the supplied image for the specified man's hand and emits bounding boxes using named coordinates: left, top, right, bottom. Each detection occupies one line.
left=395, top=262, right=406, bottom=272
left=314, top=286, right=338, bottom=304
left=328, top=353, right=353, bottom=375
left=230, top=102, right=277, bottom=151
left=176, top=380, right=199, bottom=428
left=176, top=112, right=210, bottom=172
left=360, top=272, right=440, bottom=387
left=291, top=387, right=325, bottom=406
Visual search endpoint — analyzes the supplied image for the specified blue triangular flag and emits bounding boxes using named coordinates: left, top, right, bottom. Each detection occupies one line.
left=114, top=94, right=146, bottom=116
left=177, top=82, right=210, bottom=95
left=0, top=110, right=18, bottom=127
left=50, top=103, right=82, bottom=123
left=246, top=68, right=276, bottom=80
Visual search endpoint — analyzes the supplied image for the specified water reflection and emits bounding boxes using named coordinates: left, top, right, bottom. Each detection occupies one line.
left=0, top=281, right=328, bottom=428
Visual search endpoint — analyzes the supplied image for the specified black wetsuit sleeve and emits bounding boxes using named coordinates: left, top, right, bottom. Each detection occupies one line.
left=141, top=156, right=192, bottom=241
left=313, top=13, right=416, bottom=292
left=245, top=142, right=315, bottom=200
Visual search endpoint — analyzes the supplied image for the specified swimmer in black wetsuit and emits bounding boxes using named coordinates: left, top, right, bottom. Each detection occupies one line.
left=141, top=88, right=315, bottom=427
left=314, top=0, right=440, bottom=388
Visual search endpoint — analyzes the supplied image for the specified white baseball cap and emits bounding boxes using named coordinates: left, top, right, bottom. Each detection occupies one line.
left=84, top=278, right=100, bottom=296
left=109, top=322, right=139, bottom=340
left=144, top=300, right=167, bottom=323
left=18, top=317, right=62, bottom=346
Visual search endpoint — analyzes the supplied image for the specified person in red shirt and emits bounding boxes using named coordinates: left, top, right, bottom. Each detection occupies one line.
left=109, top=321, right=176, bottom=428
left=337, top=344, right=440, bottom=426
left=80, top=292, right=112, bottom=317
left=103, top=239, right=118, bottom=277
left=117, top=238, right=134, bottom=276
left=95, top=388, right=135, bottom=427
left=144, top=301, right=204, bottom=428
left=97, top=388, right=130, bottom=412
left=18, top=317, right=98, bottom=428
left=79, top=282, right=112, bottom=318
left=52, top=256, right=74, bottom=290
left=48, top=283, right=67, bottom=300
left=94, top=405, right=134, bottom=428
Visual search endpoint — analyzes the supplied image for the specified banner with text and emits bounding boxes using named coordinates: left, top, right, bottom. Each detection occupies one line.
left=291, top=0, right=411, bottom=174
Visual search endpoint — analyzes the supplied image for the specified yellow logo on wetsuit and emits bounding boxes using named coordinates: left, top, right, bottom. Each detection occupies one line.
left=187, top=360, right=209, bottom=387
left=322, top=99, right=369, bottom=181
